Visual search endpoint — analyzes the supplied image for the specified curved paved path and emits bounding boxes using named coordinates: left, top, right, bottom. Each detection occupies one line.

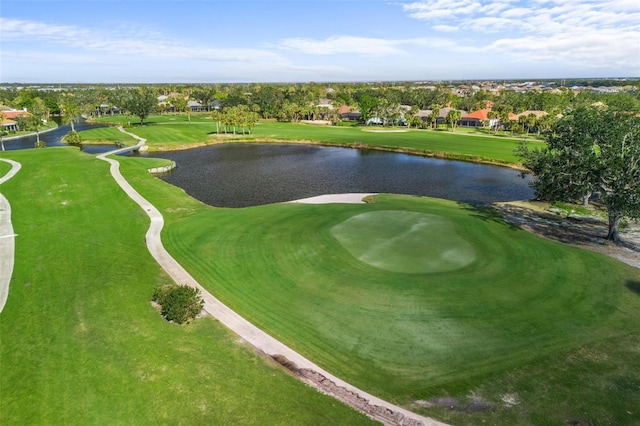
left=0, top=158, right=21, bottom=314
left=98, top=129, right=448, bottom=426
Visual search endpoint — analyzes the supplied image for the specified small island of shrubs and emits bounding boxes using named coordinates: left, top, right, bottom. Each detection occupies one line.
left=152, top=284, right=204, bottom=324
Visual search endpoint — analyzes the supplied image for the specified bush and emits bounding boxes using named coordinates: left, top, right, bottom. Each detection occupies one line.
left=64, top=131, right=82, bottom=146
left=152, top=284, right=204, bottom=324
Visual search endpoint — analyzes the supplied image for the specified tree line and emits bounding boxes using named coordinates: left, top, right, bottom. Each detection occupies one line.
left=2, top=81, right=638, bottom=126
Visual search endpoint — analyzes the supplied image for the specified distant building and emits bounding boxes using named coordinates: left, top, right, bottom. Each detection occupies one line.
left=1, top=108, right=30, bottom=131
left=459, top=109, right=517, bottom=127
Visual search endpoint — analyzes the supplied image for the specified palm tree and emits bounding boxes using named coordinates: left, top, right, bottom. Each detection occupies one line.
left=429, top=104, right=442, bottom=129
left=487, top=110, right=499, bottom=133
left=60, top=97, right=81, bottom=133
left=210, top=110, right=222, bottom=134
left=0, top=111, right=7, bottom=151
left=445, top=109, right=462, bottom=131
left=29, top=97, right=50, bottom=148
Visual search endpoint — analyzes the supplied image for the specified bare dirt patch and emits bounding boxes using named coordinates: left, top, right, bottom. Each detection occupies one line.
left=271, top=354, right=435, bottom=426
left=493, top=201, right=640, bottom=269
left=413, top=395, right=495, bottom=413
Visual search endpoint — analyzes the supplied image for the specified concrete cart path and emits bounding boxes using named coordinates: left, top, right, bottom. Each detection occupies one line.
left=0, top=158, right=22, bottom=313
left=98, top=128, right=448, bottom=426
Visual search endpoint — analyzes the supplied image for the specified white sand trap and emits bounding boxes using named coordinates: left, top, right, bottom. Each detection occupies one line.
left=289, top=193, right=377, bottom=204
left=331, top=210, right=476, bottom=274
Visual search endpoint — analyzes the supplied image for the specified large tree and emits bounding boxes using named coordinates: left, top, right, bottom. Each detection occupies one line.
left=518, top=106, right=640, bottom=242
left=125, top=87, right=157, bottom=125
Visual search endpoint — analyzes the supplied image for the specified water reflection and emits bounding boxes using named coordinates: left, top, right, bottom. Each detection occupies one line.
left=147, top=143, right=534, bottom=208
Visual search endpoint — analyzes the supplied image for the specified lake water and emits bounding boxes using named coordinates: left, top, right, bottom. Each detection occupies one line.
left=147, top=143, right=534, bottom=207
left=1, top=118, right=108, bottom=151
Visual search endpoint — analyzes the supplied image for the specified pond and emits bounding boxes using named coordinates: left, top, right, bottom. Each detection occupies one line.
left=147, top=143, right=534, bottom=207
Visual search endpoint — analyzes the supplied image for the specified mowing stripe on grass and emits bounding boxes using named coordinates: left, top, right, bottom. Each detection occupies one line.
left=331, top=210, right=476, bottom=274
left=0, top=158, right=21, bottom=313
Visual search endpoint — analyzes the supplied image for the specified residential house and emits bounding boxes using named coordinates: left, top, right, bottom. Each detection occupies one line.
left=417, top=107, right=468, bottom=125
left=1, top=118, right=19, bottom=132
left=338, top=105, right=360, bottom=121
left=1, top=108, right=31, bottom=131
left=188, top=100, right=207, bottom=112
left=459, top=109, right=517, bottom=128
left=316, top=98, right=334, bottom=110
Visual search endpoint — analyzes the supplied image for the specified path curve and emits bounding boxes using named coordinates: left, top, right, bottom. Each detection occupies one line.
left=0, top=158, right=22, bottom=313
left=98, top=128, right=448, bottom=426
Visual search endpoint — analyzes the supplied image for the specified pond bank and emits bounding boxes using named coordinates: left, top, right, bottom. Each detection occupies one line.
left=145, top=137, right=527, bottom=170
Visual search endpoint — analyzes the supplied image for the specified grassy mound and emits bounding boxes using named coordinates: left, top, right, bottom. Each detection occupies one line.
left=331, top=210, right=476, bottom=273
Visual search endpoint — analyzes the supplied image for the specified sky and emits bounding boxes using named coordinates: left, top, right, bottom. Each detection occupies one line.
left=1, top=0, right=639, bottom=83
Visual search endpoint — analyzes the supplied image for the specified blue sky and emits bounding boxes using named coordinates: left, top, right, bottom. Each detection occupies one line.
left=1, top=0, right=638, bottom=83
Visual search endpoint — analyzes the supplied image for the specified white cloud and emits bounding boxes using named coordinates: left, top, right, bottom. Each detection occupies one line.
left=0, top=18, right=286, bottom=64
left=277, top=36, right=405, bottom=56
left=276, top=35, right=482, bottom=56
left=433, top=25, right=459, bottom=32
left=398, top=0, right=640, bottom=72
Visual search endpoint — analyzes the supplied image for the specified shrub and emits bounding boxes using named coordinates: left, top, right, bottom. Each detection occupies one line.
left=152, top=284, right=204, bottom=324
left=64, top=131, right=82, bottom=146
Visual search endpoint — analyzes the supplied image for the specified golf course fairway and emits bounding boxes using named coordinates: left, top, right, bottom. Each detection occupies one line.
left=2, top=146, right=639, bottom=425
left=114, top=153, right=640, bottom=424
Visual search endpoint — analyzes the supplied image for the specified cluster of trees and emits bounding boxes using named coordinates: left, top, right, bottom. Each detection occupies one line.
left=2, top=81, right=638, bottom=129
left=518, top=105, right=640, bottom=242
left=210, top=105, right=260, bottom=134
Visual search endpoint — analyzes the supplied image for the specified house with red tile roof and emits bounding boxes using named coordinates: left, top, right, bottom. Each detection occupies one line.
left=1, top=109, right=30, bottom=131
left=2, top=109, right=31, bottom=120
left=338, top=105, right=361, bottom=121
left=459, top=108, right=517, bottom=127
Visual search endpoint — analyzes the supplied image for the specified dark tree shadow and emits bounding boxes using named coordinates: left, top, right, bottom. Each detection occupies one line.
left=457, top=203, right=532, bottom=231
left=626, top=281, right=640, bottom=296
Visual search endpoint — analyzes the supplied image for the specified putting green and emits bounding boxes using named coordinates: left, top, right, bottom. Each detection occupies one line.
left=331, top=210, right=476, bottom=274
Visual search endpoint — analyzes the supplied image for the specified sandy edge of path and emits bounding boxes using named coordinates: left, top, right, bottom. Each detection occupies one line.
left=98, top=128, right=447, bottom=426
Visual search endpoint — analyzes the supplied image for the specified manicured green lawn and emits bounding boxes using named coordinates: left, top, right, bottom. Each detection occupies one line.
left=77, top=126, right=138, bottom=145
left=0, top=148, right=374, bottom=425
left=90, top=114, right=541, bottom=164
left=6, top=131, right=639, bottom=425
left=0, top=159, right=11, bottom=175
left=115, top=155, right=640, bottom=425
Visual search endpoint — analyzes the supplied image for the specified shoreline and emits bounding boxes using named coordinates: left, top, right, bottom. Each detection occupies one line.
left=1, top=124, right=59, bottom=142
left=144, top=137, right=527, bottom=171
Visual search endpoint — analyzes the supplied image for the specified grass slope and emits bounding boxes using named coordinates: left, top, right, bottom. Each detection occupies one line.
left=115, top=157, right=640, bottom=425
left=0, top=148, right=373, bottom=425
left=90, top=114, right=541, bottom=164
